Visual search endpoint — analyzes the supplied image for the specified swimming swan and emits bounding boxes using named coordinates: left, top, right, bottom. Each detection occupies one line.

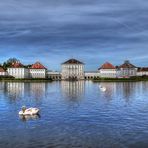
left=19, top=106, right=39, bottom=116
left=99, top=85, right=106, bottom=92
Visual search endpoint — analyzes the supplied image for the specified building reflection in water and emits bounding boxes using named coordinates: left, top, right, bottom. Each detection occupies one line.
left=0, top=82, right=6, bottom=94
left=115, top=82, right=137, bottom=103
left=6, top=82, right=26, bottom=100
left=98, top=82, right=140, bottom=103
left=141, top=81, right=148, bottom=92
left=5, top=82, right=47, bottom=101
left=29, top=83, right=47, bottom=100
left=61, top=81, right=85, bottom=102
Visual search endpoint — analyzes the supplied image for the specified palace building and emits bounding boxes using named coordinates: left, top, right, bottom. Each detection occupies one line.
left=61, top=59, right=84, bottom=80
left=29, top=62, right=47, bottom=78
left=7, top=61, right=47, bottom=79
left=118, top=60, right=137, bottom=78
left=4, top=58, right=148, bottom=80
left=7, top=61, right=29, bottom=78
left=137, top=67, right=148, bottom=76
left=98, top=62, right=117, bottom=78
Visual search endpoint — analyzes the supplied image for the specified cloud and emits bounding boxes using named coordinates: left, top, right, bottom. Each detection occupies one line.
left=0, top=0, right=148, bottom=70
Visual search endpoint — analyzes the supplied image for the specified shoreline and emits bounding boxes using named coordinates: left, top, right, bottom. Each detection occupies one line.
left=93, top=80, right=148, bottom=82
left=0, top=77, right=148, bottom=82
left=92, top=77, right=148, bottom=82
left=0, top=78, right=53, bottom=82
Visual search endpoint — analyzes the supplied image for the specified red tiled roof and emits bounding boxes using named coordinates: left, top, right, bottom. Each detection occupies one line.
left=99, top=62, right=115, bottom=69
left=137, top=67, right=148, bottom=72
left=0, top=67, right=6, bottom=72
left=62, top=59, right=84, bottom=64
left=11, top=62, right=24, bottom=68
left=119, top=60, right=136, bottom=68
left=31, top=62, right=46, bottom=69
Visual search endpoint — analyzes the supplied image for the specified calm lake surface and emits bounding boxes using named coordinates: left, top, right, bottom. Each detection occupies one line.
left=0, top=81, right=148, bottom=148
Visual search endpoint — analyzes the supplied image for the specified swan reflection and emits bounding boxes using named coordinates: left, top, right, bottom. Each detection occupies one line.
left=98, top=82, right=116, bottom=102
left=19, top=114, right=40, bottom=121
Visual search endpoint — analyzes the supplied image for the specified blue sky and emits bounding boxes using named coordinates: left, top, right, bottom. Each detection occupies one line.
left=0, top=0, right=148, bottom=70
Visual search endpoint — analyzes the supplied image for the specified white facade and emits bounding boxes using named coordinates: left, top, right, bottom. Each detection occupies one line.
left=61, top=59, right=84, bottom=80
left=0, top=71, right=8, bottom=76
left=118, top=68, right=137, bottom=77
left=137, top=71, right=148, bottom=76
left=29, top=69, right=46, bottom=78
left=98, top=62, right=117, bottom=78
left=117, top=61, right=137, bottom=78
left=99, top=69, right=117, bottom=78
left=62, top=64, right=84, bottom=80
left=7, top=68, right=29, bottom=78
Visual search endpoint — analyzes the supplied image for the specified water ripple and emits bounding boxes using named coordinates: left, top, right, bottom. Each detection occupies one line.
left=0, top=81, right=148, bottom=148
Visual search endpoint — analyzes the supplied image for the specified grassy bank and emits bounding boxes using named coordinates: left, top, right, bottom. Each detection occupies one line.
left=0, top=77, right=53, bottom=82
left=93, top=76, right=148, bottom=82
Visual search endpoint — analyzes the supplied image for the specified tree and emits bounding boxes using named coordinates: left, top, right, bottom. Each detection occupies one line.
left=6, top=58, right=19, bottom=64
left=2, top=58, right=20, bottom=70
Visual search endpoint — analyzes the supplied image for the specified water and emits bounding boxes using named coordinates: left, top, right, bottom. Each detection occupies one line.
left=0, top=81, right=148, bottom=148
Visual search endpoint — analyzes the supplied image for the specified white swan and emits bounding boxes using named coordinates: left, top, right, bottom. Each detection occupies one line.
left=19, top=106, right=39, bottom=116
left=99, top=85, right=106, bottom=92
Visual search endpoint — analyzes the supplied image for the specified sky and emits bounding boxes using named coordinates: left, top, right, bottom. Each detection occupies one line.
left=0, top=0, right=148, bottom=71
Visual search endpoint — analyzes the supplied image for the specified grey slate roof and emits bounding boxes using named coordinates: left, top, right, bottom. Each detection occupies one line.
left=62, top=59, right=84, bottom=64
left=119, top=60, right=137, bottom=68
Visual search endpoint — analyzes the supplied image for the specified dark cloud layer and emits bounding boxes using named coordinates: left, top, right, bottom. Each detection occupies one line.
left=0, top=0, right=148, bottom=70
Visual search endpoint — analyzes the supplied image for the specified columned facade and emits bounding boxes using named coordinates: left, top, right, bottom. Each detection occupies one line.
left=61, top=59, right=84, bottom=80
left=84, top=71, right=100, bottom=80
left=47, top=71, right=61, bottom=80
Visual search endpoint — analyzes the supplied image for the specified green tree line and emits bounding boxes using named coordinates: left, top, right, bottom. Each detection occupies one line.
left=1, top=58, right=31, bottom=70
